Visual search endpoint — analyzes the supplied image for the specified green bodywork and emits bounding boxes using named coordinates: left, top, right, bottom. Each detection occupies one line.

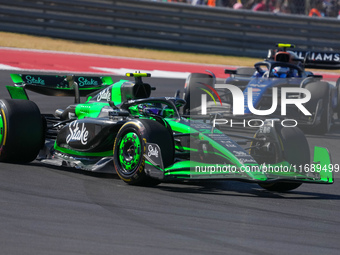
left=7, top=72, right=333, bottom=185
left=6, top=86, right=29, bottom=100
left=75, top=102, right=108, bottom=119
left=54, top=144, right=112, bottom=157
left=111, top=79, right=129, bottom=105
left=156, top=119, right=333, bottom=184
left=0, top=110, right=4, bottom=146
left=56, top=77, right=334, bottom=184
left=52, top=76, right=143, bottom=157
left=10, top=73, right=23, bottom=84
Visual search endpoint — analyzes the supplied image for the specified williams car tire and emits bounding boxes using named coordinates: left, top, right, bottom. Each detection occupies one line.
left=0, top=99, right=44, bottom=163
left=113, top=119, right=174, bottom=186
left=183, top=73, right=214, bottom=115
left=304, top=81, right=332, bottom=135
left=253, top=126, right=310, bottom=192
left=335, top=77, right=340, bottom=118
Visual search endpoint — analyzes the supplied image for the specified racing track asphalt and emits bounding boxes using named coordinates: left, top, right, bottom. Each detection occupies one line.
left=0, top=70, right=340, bottom=255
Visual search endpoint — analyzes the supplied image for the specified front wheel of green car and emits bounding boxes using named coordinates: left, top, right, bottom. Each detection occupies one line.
left=0, top=99, right=44, bottom=163
left=113, top=119, right=174, bottom=186
left=252, top=126, right=310, bottom=192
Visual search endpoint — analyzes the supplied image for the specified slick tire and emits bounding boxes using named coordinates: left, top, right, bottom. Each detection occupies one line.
left=255, top=126, right=310, bottom=192
left=335, top=77, right=340, bottom=118
left=0, top=99, right=44, bottom=163
left=304, top=81, right=331, bottom=135
left=182, top=73, right=214, bottom=115
left=113, top=119, right=174, bottom=186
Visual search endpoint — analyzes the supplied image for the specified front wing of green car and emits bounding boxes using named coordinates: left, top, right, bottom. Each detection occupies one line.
left=144, top=143, right=333, bottom=185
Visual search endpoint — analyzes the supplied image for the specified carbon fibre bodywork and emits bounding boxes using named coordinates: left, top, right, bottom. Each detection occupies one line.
left=0, top=72, right=334, bottom=190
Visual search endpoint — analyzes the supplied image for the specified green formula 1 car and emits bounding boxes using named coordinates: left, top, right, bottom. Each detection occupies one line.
left=0, top=72, right=334, bottom=191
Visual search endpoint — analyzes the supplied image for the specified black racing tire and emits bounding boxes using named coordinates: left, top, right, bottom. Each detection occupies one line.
left=183, top=73, right=214, bottom=115
left=0, top=99, right=44, bottom=163
left=259, top=182, right=302, bottom=192
left=335, top=77, right=340, bottom=118
left=304, top=81, right=331, bottom=134
left=253, top=126, right=310, bottom=192
left=113, top=119, right=174, bottom=186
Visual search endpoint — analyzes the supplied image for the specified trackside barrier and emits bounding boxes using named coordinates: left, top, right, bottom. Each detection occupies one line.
left=0, top=0, right=339, bottom=58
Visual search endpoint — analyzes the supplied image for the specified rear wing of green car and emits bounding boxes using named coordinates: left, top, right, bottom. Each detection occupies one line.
left=8, top=74, right=114, bottom=103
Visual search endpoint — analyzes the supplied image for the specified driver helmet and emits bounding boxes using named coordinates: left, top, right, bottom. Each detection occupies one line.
left=138, top=103, right=163, bottom=116
left=272, top=66, right=290, bottom=78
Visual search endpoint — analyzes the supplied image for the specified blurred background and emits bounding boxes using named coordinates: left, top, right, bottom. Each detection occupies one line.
left=155, top=0, right=340, bottom=18
left=1, top=0, right=339, bottom=58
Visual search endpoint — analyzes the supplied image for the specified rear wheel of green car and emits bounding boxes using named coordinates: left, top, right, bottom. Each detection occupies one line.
left=0, top=99, right=44, bottom=163
left=113, top=119, right=174, bottom=186
left=251, top=126, right=310, bottom=192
